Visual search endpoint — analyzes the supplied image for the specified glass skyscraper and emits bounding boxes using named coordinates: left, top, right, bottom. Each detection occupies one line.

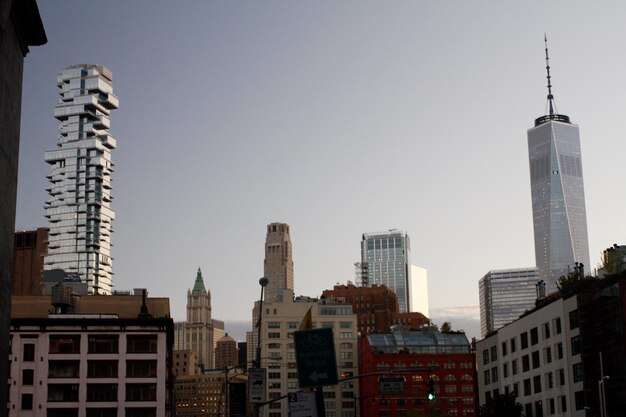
left=44, top=65, right=118, bottom=294
left=478, top=267, right=539, bottom=338
left=361, top=230, right=412, bottom=313
left=527, top=43, right=590, bottom=293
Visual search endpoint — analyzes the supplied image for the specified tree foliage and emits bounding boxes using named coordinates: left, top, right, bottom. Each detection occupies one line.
left=440, top=322, right=452, bottom=333
left=479, top=392, right=523, bottom=417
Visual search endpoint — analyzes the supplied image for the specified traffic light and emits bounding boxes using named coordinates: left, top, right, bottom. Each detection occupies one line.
left=427, top=378, right=435, bottom=401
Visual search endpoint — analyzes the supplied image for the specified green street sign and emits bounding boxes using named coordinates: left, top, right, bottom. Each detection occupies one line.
left=294, top=328, right=338, bottom=388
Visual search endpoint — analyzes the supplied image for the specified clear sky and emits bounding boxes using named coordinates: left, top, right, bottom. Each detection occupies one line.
left=16, top=1, right=626, bottom=339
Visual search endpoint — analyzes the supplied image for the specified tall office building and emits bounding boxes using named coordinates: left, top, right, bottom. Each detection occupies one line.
left=43, top=65, right=119, bottom=294
left=478, top=267, right=539, bottom=338
left=361, top=230, right=418, bottom=313
left=264, top=222, right=294, bottom=302
left=185, top=268, right=213, bottom=371
left=528, top=40, right=590, bottom=292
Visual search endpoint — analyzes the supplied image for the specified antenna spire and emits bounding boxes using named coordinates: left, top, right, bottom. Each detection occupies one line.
left=544, top=34, right=556, bottom=116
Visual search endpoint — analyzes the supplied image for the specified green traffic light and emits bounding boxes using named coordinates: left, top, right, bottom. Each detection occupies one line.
left=428, top=393, right=435, bottom=401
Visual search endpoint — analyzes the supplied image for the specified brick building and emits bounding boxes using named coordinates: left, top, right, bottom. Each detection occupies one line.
left=12, top=228, right=48, bottom=296
left=321, top=284, right=429, bottom=335
left=359, top=327, right=478, bottom=417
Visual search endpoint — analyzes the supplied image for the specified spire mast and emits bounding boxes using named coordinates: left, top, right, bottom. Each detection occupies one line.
left=545, top=34, right=556, bottom=116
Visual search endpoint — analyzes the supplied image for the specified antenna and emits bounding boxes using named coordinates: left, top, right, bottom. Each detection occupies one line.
left=544, top=34, right=556, bottom=116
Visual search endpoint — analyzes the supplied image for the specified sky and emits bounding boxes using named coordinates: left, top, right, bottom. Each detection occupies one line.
left=16, top=1, right=626, bottom=341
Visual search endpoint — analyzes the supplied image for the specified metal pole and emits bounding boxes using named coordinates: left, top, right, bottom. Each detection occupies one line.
left=599, top=352, right=607, bottom=417
left=254, top=277, right=269, bottom=417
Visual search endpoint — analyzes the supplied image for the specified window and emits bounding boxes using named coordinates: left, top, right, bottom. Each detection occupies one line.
left=523, top=379, right=531, bottom=396
left=126, top=360, right=157, bottom=378
left=521, top=332, right=528, bottom=349
left=23, top=343, right=35, bottom=361
left=21, top=393, right=33, bottom=410
left=530, top=327, right=539, bottom=345
left=510, top=337, right=516, bottom=353
left=575, top=390, right=585, bottom=410
left=549, top=398, right=555, bottom=414
left=535, top=400, right=544, bottom=417
left=288, top=322, right=298, bottom=329
left=88, top=335, right=119, bottom=353
left=556, top=343, right=563, bottom=359
left=569, top=310, right=579, bottom=330
left=558, top=369, right=565, bottom=385
left=126, top=384, right=156, bottom=401
left=513, top=383, right=519, bottom=397
left=267, top=322, right=280, bottom=329
left=533, top=375, right=542, bottom=393
left=484, top=370, right=490, bottom=385
left=555, top=317, right=562, bottom=334
left=532, top=351, right=540, bottom=369
left=49, top=360, right=80, bottom=378
left=125, top=409, right=156, bottom=417
left=268, top=343, right=281, bottom=349
left=561, top=395, right=567, bottom=413
left=512, top=359, right=518, bottom=375
left=126, top=335, right=157, bottom=353
left=573, top=363, right=583, bottom=383
left=339, top=342, right=353, bottom=349
left=87, top=384, right=118, bottom=402
left=491, top=367, right=498, bottom=383
left=48, top=410, right=78, bottom=417
left=503, top=363, right=509, bottom=378
left=86, top=409, right=118, bottom=417
left=543, top=322, right=551, bottom=339
left=501, top=342, right=507, bottom=357
left=268, top=332, right=280, bottom=339
left=339, top=322, right=352, bottom=328
left=522, top=355, right=530, bottom=372
left=490, top=346, right=498, bottom=361
left=50, top=335, right=81, bottom=354
left=571, top=336, right=581, bottom=355
left=48, top=384, right=80, bottom=402
left=340, top=332, right=352, bottom=339
left=22, top=369, right=34, bottom=385
left=545, top=347, right=552, bottom=364
left=482, top=349, right=489, bottom=365
left=546, top=372, right=554, bottom=389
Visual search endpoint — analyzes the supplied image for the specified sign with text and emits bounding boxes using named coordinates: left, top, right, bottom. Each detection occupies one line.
left=294, top=328, right=338, bottom=388
left=288, top=391, right=318, bottom=417
left=379, top=376, right=406, bottom=395
left=248, top=368, right=266, bottom=403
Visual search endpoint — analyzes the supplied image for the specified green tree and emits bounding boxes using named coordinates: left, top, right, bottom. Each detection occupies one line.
left=557, top=263, right=587, bottom=297
left=440, top=322, right=452, bottom=333
left=479, top=392, right=523, bottom=417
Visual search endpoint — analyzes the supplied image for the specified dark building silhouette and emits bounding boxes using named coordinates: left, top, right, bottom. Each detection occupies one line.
left=0, top=1, right=46, bottom=413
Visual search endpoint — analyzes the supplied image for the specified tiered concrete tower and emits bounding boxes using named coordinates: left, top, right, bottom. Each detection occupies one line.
left=264, top=223, right=294, bottom=302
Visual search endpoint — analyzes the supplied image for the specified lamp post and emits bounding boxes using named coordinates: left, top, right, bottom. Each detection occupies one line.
left=253, top=277, right=269, bottom=417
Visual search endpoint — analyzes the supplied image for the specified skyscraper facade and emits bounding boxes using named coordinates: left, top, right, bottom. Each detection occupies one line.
left=264, top=222, right=294, bottom=302
left=478, top=267, right=539, bottom=338
left=43, top=65, right=118, bottom=294
left=361, top=230, right=413, bottom=313
left=528, top=43, right=590, bottom=292
left=186, top=268, right=213, bottom=371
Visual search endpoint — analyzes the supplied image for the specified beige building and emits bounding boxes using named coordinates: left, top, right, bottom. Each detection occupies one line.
left=252, top=289, right=359, bottom=417
left=185, top=268, right=214, bottom=371
left=264, top=223, right=294, bottom=302
left=173, top=349, right=197, bottom=377
left=8, top=291, right=174, bottom=417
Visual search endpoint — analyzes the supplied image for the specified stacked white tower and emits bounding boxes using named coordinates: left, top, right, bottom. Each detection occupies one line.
left=44, top=64, right=119, bottom=294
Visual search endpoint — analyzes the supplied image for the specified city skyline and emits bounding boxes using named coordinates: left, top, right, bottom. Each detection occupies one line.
left=15, top=2, right=626, bottom=335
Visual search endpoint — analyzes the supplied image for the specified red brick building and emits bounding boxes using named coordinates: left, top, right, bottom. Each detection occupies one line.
left=359, top=327, right=478, bottom=417
left=12, top=228, right=48, bottom=295
left=321, top=284, right=429, bottom=334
